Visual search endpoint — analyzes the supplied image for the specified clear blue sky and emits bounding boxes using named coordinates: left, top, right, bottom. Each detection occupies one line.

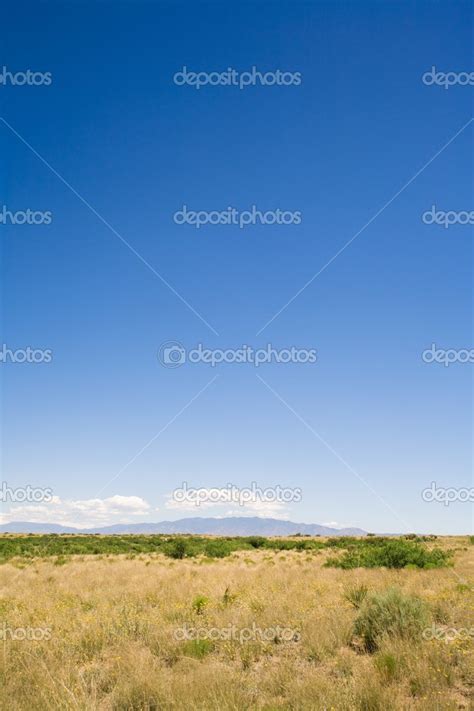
left=1, top=0, right=472, bottom=533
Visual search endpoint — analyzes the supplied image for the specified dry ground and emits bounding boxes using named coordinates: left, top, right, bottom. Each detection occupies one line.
left=0, top=537, right=473, bottom=710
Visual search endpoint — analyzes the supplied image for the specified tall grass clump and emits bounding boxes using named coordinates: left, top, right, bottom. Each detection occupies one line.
left=344, top=583, right=369, bottom=609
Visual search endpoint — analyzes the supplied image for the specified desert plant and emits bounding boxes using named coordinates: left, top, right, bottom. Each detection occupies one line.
left=245, top=536, right=267, bottom=548
left=192, top=595, right=209, bottom=615
left=374, top=652, right=400, bottom=682
left=164, top=538, right=188, bottom=559
left=204, top=540, right=234, bottom=558
left=344, top=583, right=369, bottom=609
left=222, top=586, right=237, bottom=606
left=353, top=587, right=430, bottom=652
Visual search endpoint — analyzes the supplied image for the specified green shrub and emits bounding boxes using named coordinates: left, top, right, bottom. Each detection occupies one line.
left=164, top=538, right=188, bottom=559
left=204, top=540, right=234, bottom=558
left=353, top=587, right=430, bottom=652
left=245, top=536, right=267, bottom=548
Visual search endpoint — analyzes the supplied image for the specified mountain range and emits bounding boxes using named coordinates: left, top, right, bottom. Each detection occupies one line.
left=0, top=517, right=367, bottom=536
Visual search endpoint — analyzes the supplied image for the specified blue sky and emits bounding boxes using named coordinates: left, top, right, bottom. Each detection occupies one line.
left=1, top=0, right=472, bottom=533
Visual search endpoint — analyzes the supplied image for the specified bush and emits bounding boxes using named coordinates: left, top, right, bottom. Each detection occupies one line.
left=245, top=536, right=267, bottom=549
left=204, top=540, right=234, bottom=558
left=353, top=587, right=430, bottom=652
left=164, top=538, right=188, bottom=559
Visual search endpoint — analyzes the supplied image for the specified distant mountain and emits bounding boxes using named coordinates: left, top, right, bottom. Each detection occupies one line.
left=0, top=521, right=79, bottom=534
left=0, top=517, right=367, bottom=536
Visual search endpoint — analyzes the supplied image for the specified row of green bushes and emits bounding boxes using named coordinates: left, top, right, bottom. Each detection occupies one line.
left=324, top=539, right=451, bottom=570
left=0, top=533, right=456, bottom=569
left=0, top=533, right=325, bottom=561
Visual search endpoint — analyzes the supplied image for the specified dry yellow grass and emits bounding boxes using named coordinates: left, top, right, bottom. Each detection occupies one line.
left=0, top=537, right=473, bottom=710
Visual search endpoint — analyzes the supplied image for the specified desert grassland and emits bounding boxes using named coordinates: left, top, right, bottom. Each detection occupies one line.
left=0, top=536, right=472, bottom=710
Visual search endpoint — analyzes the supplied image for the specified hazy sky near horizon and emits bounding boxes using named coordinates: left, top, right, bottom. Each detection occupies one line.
left=1, top=0, right=472, bottom=533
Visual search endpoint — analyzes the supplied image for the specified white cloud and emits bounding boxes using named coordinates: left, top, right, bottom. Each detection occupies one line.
left=0, top=495, right=153, bottom=529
